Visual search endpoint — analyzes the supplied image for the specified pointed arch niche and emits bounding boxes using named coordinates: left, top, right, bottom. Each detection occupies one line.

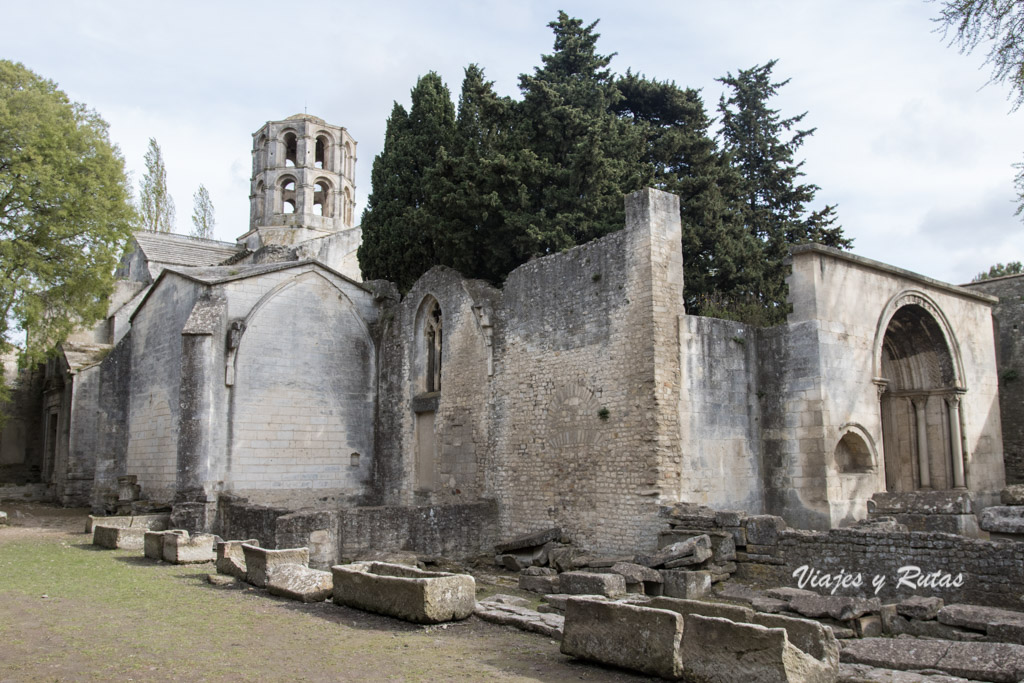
left=412, top=295, right=443, bottom=492
left=873, top=291, right=967, bottom=492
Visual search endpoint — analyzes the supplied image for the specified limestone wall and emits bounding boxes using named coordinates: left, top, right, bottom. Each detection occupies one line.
left=124, top=275, right=202, bottom=503
left=963, top=274, right=1024, bottom=484
left=679, top=316, right=764, bottom=513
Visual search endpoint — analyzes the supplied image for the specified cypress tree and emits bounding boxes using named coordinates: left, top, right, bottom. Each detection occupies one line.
left=718, top=60, right=851, bottom=323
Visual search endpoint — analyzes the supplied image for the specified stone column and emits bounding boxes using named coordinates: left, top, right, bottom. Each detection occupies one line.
left=947, top=393, right=966, bottom=489
left=913, top=396, right=931, bottom=489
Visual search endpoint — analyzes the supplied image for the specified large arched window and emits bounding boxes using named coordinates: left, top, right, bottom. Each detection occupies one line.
left=343, top=187, right=353, bottom=225
left=343, top=141, right=353, bottom=177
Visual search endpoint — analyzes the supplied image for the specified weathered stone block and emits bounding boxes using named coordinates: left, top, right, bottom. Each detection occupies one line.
left=637, top=534, right=712, bottom=568
left=725, top=525, right=747, bottom=547
left=980, top=506, right=1024, bottom=534
left=86, top=513, right=170, bottom=534
left=788, top=594, right=880, bottom=621
left=494, top=527, right=561, bottom=554
left=659, top=528, right=736, bottom=561
left=216, top=539, right=258, bottom=579
left=242, top=544, right=308, bottom=588
left=660, top=570, right=711, bottom=599
left=897, top=595, right=944, bottom=621
left=144, top=529, right=186, bottom=560
left=267, top=564, right=332, bottom=603
left=163, top=531, right=217, bottom=564
left=745, top=515, right=787, bottom=545
left=681, top=614, right=837, bottom=683
left=558, top=571, right=626, bottom=598
left=938, top=604, right=1024, bottom=633
left=648, top=596, right=754, bottom=624
left=92, top=524, right=146, bottom=550
left=560, top=597, right=684, bottom=680
left=842, top=637, right=1024, bottom=682
left=518, top=573, right=559, bottom=594
left=608, top=562, right=661, bottom=586
left=868, top=490, right=974, bottom=515
left=1000, top=484, right=1024, bottom=506
left=752, top=596, right=792, bottom=614
left=715, top=509, right=747, bottom=527
left=332, top=561, right=475, bottom=624
left=853, top=614, right=883, bottom=638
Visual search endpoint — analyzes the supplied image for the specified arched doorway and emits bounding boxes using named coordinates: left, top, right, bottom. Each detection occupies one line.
left=876, top=299, right=966, bottom=491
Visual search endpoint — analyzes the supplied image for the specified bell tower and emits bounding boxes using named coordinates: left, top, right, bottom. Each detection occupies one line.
left=240, top=114, right=357, bottom=249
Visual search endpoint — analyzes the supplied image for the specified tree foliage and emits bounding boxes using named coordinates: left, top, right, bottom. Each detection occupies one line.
left=972, top=260, right=1024, bottom=280
left=935, top=1, right=1024, bottom=219
left=139, top=137, right=175, bottom=233
left=0, top=60, right=136, bottom=369
left=357, top=15, right=848, bottom=327
left=718, top=60, right=850, bottom=323
left=190, top=183, right=215, bottom=239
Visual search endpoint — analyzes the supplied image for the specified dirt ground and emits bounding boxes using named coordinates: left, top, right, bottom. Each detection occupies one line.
left=0, top=503, right=655, bottom=683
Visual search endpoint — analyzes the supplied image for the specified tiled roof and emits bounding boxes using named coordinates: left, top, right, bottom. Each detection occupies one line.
left=132, top=231, right=240, bottom=268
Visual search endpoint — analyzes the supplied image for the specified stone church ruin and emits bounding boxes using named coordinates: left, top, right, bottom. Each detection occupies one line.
left=0, top=114, right=1015, bottom=571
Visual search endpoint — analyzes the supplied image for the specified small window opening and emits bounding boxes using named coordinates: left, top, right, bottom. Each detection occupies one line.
left=425, top=302, right=442, bottom=393
left=350, top=452, right=360, bottom=467
left=284, top=132, right=298, bottom=167
left=313, top=181, right=330, bottom=217
left=281, top=178, right=296, bottom=214
left=315, top=136, right=328, bottom=169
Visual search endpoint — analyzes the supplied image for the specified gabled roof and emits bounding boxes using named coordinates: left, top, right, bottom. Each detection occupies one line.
left=131, top=231, right=240, bottom=268
left=61, top=342, right=112, bottom=374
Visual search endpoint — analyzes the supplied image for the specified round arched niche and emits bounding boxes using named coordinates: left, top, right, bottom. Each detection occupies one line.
left=834, top=429, right=875, bottom=474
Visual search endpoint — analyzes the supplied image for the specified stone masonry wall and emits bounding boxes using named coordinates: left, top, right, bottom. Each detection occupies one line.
left=736, top=525, right=1024, bottom=608
left=125, top=275, right=202, bottom=503
left=679, top=316, right=764, bottom=513
left=964, top=274, right=1024, bottom=484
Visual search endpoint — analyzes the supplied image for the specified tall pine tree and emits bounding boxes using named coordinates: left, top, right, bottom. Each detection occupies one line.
left=718, top=60, right=850, bottom=323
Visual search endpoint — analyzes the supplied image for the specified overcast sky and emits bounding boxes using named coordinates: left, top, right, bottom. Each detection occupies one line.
left=5, top=0, right=1023, bottom=285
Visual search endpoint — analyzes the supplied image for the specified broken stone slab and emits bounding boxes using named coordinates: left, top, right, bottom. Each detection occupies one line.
left=479, top=594, right=532, bottom=608
left=838, top=663, right=980, bottom=683
left=475, top=601, right=564, bottom=639
left=608, top=562, right=662, bottom=586
left=1000, top=484, right=1024, bottom=506
left=520, top=565, right=556, bottom=576
left=242, top=544, right=309, bottom=588
left=714, top=509, right=747, bottom=527
left=884, top=613, right=987, bottom=641
left=546, top=545, right=587, bottom=572
left=715, top=581, right=762, bottom=604
left=635, top=534, right=712, bottom=568
left=353, top=550, right=421, bottom=567
left=660, top=570, right=711, bottom=600
left=143, top=529, right=187, bottom=560
left=868, top=490, right=974, bottom=515
left=267, top=564, right=333, bottom=603
left=560, top=597, right=685, bottom=680
left=558, top=571, right=625, bottom=598
left=85, top=513, right=170, bottom=534
left=647, top=596, right=755, bottom=624
left=988, top=620, right=1024, bottom=645
left=979, top=506, right=1024, bottom=534
left=841, top=637, right=1024, bottom=683
left=92, top=524, right=147, bottom=550
left=681, top=613, right=838, bottom=683
left=788, top=594, right=881, bottom=622
left=752, top=596, right=793, bottom=614
left=896, top=595, right=943, bottom=621
left=332, top=561, right=475, bottom=624
left=493, top=527, right=562, bottom=554
left=216, top=539, right=259, bottom=579
left=496, top=553, right=532, bottom=571
left=207, top=573, right=237, bottom=586
left=745, top=515, right=788, bottom=545
left=658, top=528, right=737, bottom=562
left=766, top=587, right=821, bottom=602
left=518, top=573, right=559, bottom=594
left=938, top=603, right=1024, bottom=633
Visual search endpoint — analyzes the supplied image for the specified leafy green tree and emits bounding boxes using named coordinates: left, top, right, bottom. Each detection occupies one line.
left=512, top=12, right=645, bottom=255
left=358, top=73, right=456, bottom=291
left=718, top=60, right=851, bottom=323
left=972, top=260, right=1024, bottom=280
left=139, top=137, right=175, bottom=232
left=0, top=60, right=136, bottom=376
left=190, top=184, right=215, bottom=239
left=935, top=1, right=1024, bottom=218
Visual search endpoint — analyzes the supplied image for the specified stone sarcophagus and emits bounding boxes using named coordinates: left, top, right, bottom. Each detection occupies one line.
left=331, top=561, right=476, bottom=624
